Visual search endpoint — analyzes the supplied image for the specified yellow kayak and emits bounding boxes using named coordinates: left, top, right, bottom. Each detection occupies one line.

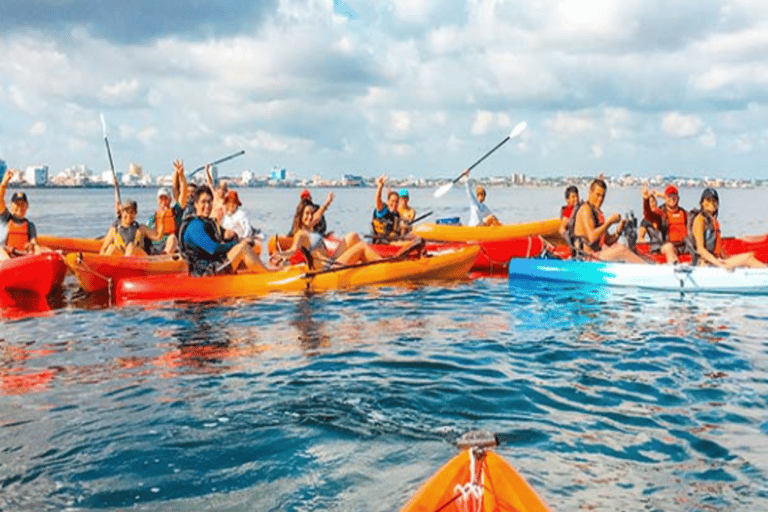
left=412, top=218, right=561, bottom=243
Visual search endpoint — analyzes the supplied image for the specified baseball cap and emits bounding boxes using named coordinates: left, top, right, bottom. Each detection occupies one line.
left=398, top=188, right=409, bottom=198
left=224, top=190, right=241, bottom=206
left=300, top=189, right=311, bottom=200
left=157, top=187, right=171, bottom=199
left=10, top=192, right=28, bottom=203
left=664, top=185, right=679, bottom=196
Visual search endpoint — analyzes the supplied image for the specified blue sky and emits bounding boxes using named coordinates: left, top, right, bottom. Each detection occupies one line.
left=1, top=0, right=768, bottom=179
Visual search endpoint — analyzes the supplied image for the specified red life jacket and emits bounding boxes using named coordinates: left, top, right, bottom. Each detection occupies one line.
left=5, top=218, right=30, bottom=251
left=661, top=207, right=688, bottom=243
left=561, top=204, right=575, bottom=220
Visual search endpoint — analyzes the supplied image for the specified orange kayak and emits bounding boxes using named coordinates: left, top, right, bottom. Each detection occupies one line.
left=37, top=235, right=102, bottom=254
left=116, top=246, right=479, bottom=304
left=0, top=252, right=68, bottom=296
left=412, top=218, right=561, bottom=243
left=65, top=252, right=188, bottom=294
left=400, top=432, right=550, bottom=512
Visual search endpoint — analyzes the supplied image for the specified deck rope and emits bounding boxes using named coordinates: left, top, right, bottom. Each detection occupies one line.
left=452, top=448, right=484, bottom=512
left=73, top=254, right=114, bottom=305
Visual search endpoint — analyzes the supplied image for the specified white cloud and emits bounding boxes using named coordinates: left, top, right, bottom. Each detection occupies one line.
left=546, top=112, right=595, bottom=136
left=661, top=112, right=705, bottom=138
left=29, top=121, right=46, bottom=136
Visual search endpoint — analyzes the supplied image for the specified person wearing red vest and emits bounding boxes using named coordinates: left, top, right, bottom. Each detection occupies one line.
left=558, top=185, right=579, bottom=239
left=642, top=184, right=688, bottom=263
left=0, top=168, right=46, bottom=260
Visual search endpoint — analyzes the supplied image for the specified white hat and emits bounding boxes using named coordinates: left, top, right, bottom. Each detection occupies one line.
left=157, top=187, right=171, bottom=198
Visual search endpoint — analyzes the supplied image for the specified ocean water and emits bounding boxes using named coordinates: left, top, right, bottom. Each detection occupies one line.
left=1, top=185, right=768, bottom=511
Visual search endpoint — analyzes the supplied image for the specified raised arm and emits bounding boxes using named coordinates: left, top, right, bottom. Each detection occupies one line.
left=175, top=160, right=189, bottom=208
left=312, top=192, right=334, bottom=226
left=375, top=175, right=386, bottom=212
left=0, top=168, right=13, bottom=214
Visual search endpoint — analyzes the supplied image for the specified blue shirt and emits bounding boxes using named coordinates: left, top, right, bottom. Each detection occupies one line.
left=183, top=218, right=235, bottom=257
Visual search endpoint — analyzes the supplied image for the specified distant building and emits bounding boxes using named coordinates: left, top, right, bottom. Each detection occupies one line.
left=129, top=162, right=143, bottom=177
left=270, top=167, right=286, bottom=181
left=0, top=159, right=6, bottom=181
left=342, top=174, right=365, bottom=187
left=22, top=165, right=48, bottom=186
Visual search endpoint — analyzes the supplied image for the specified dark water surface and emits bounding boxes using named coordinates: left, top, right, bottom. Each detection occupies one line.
left=2, top=186, right=768, bottom=511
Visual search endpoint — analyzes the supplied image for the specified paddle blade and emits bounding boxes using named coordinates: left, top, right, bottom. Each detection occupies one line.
left=508, top=120, right=527, bottom=140
left=433, top=182, right=454, bottom=198
left=100, top=113, right=108, bottom=138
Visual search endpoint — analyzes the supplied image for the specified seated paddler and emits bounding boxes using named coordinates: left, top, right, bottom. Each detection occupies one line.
left=0, top=168, right=49, bottom=260
left=567, top=178, right=646, bottom=263
left=179, top=186, right=269, bottom=276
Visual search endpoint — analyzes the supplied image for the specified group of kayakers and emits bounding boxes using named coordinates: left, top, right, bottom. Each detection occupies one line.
left=555, top=178, right=765, bottom=269
left=1, top=161, right=765, bottom=272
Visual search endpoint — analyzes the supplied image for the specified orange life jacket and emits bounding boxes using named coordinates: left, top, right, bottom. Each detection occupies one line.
left=662, top=207, right=688, bottom=243
left=157, top=208, right=177, bottom=236
left=5, top=218, right=30, bottom=251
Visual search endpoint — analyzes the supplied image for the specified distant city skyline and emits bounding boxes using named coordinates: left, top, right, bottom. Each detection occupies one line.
left=2, top=2, right=768, bottom=179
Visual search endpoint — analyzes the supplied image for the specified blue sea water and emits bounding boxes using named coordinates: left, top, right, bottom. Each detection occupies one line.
left=1, top=186, right=768, bottom=511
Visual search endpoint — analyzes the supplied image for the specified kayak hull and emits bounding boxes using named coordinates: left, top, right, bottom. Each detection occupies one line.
left=412, top=218, right=561, bottom=243
left=509, top=257, right=768, bottom=294
left=66, top=252, right=188, bottom=294
left=399, top=449, right=550, bottom=512
left=269, top=235, right=544, bottom=274
left=0, top=252, right=68, bottom=295
left=116, top=246, right=480, bottom=304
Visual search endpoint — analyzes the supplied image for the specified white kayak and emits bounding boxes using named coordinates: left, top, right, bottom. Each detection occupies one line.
left=508, top=258, right=768, bottom=294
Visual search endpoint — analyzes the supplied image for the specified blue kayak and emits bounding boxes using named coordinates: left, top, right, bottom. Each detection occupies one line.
left=508, top=258, right=768, bottom=294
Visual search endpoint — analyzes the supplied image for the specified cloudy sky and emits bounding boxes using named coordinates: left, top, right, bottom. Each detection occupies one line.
left=1, top=0, right=768, bottom=180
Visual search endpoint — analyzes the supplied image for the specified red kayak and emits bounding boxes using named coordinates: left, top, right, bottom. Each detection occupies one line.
left=0, top=252, right=68, bottom=296
left=269, top=235, right=547, bottom=275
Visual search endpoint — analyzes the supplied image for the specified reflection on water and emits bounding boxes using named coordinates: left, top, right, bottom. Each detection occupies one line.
left=1, top=278, right=767, bottom=511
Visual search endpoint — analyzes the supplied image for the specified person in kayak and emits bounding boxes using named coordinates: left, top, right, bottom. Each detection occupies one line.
left=638, top=190, right=663, bottom=248
left=397, top=188, right=416, bottom=235
left=464, top=176, right=500, bottom=227
left=205, top=164, right=228, bottom=224
left=288, top=189, right=332, bottom=237
left=0, top=169, right=48, bottom=260
left=179, top=186, right=269, bottom=276
left=145, top=187, right=181, bottom=255
left=569, top=178, right=645, bottom=263
left=277, top=201, right=382, bottom=270
left=558, top=185, right=579, bottom=238
left=642, top=184, right=687, bottom=263
left=371, top=174, right=403, bottom=242
left=690, top=188, right=765, bottom=269
left=99, top=199, right=166, bottom=256
left=221, top=190, right=257, bottom=240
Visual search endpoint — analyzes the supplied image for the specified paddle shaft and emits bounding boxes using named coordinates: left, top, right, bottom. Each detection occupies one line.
left=189, top=150, right=246, bottom=178
left=452, top=135, right=512, bottom=184
left=410, top=210, right=433, bottom=224
left=103, top=130, right=121, bottom=205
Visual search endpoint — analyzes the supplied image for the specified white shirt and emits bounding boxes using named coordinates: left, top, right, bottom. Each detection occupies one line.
left=466, top=179, right=495, bottom=227
left=221, top=208, right=253, bottom=239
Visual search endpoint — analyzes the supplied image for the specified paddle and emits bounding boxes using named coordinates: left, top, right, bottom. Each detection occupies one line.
left=410, top=210, right=433, bottom=224
left=433, top=121, right=527, bottom=199
left=188, top=150, right=246, bottom=178
left=99, top=113, right=121, bottom=207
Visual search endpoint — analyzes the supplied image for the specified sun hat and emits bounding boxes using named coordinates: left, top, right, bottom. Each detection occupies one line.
left=157, top=187, right=171, bottom=199
left=664, top=185, right=679, bottom=196
left=300, top=189, right=311, bottom=200
left=398, top=188, right=409, bottom=198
